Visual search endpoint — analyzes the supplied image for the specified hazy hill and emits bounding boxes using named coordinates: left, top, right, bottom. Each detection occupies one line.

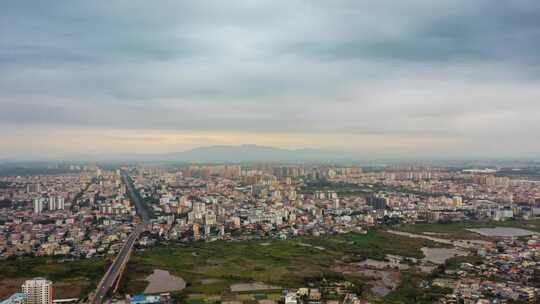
left=162, top=144, right=352, bottom=163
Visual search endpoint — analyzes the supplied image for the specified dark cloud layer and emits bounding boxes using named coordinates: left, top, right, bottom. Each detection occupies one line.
left=1, top=1, right=540, bottom=159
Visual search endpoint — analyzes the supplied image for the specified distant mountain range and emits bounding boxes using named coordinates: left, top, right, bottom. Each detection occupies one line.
left=160, top=144, right=354, bottom=163
left=1, top=144, right=359, bottom=163
left=4, top=145, right=539, bottom=164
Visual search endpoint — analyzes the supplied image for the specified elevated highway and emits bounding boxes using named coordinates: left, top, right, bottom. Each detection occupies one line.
left=91, top=172, right=152, bottom=304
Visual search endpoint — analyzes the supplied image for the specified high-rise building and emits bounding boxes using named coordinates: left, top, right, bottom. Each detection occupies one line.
left=192, top=224, right=200, bottom=241
left=452, top=196, right=463, bottom=206
left=33, top=198, right=45, bottom=214
left=48, top=197, right=56, bottom=211
left=220, top=225, right=225, bottom=236
left=204, top=212, right=216, bottom=226
left=333, top=199, right=340, bottom=209
left=21, top=278, right=53, bottom=304
left=366, top=194, right=388, bottom=210
left=56, top=196, right=65, bottom=210
left=231, top=216, right=241, bottom=229
left=193, top=202, right=206, bottom=214
left=43, top=196, right=65, bottom=211
left=26, top=183, right=41, bottom=194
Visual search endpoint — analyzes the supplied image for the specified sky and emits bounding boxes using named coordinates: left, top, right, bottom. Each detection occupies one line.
left=1, top=1, right=540, bottom=160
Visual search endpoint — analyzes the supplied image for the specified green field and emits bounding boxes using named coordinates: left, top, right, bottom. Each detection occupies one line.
left=383, top=272, right=452, bottom=304
left=0, top=229, right=459, bottom=303
left=398, top=219, right=540, bottom=240
left=0, top=257, right=107, bottom=300
left=444, top=255, right=484, bottom=270
left=300, top=181, right=450, bottom=198
left=121, top=230, right=449, bottom=302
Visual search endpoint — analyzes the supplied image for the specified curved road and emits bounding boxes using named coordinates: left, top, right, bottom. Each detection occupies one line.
left=93, top=172, right=151, bottom=304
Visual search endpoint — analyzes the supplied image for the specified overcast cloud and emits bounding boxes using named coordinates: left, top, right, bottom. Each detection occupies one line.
left=1, top=1, right=540, bottom=159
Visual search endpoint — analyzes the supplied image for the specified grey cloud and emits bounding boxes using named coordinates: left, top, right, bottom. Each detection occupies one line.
left=282, top=1, right=540, bottom=64
left=1, top=1, right=540, bottom=158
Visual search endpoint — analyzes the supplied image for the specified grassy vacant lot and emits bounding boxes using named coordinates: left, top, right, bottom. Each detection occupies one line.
left=444, top=255, right=484, bottom=270
left=0, top=257, right=107, bottom=300
left=299, top=181, right=374, bottom=198
left=122, top=230, right=447, bottom=300
left=300, top=181, right=450, bottom=198
left=398, top=219, right=540, bottom=240
left=382, top=272, right=452, bottom=304
left=0, top=229, right=451, bottom=303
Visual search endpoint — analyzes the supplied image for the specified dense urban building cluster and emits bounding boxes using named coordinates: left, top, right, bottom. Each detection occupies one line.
left=1, top=163, right=540, bottom=304
left=437, top=235, right=540, bottom=303
left=0, top=167, right=138, bottom=260
left=127, top=164, right=540, bottom=245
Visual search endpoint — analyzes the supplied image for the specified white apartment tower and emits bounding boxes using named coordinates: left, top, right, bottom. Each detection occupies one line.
left=47, top=196, right=65, bottom=211
left=48, top=197, right=56, bottom=211
left=21, top=278, right=53, bottom=304
left=56, top=196, right=65, bottom=210
left=33, top=198, right=44, bottom=214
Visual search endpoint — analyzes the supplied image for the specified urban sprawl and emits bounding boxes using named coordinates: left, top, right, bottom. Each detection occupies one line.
left=1, top=163, right=540, bottom=304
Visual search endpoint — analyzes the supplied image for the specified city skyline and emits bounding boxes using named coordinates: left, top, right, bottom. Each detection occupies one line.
left=2, top=1, right=540, bottom=160
left=2, top=162, right=540, bottom=303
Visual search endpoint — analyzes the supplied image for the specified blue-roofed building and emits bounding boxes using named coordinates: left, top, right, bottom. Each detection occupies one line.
left=0, top=293, right=26, bottom=304
left=130, top=294, right=161, bottom=304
